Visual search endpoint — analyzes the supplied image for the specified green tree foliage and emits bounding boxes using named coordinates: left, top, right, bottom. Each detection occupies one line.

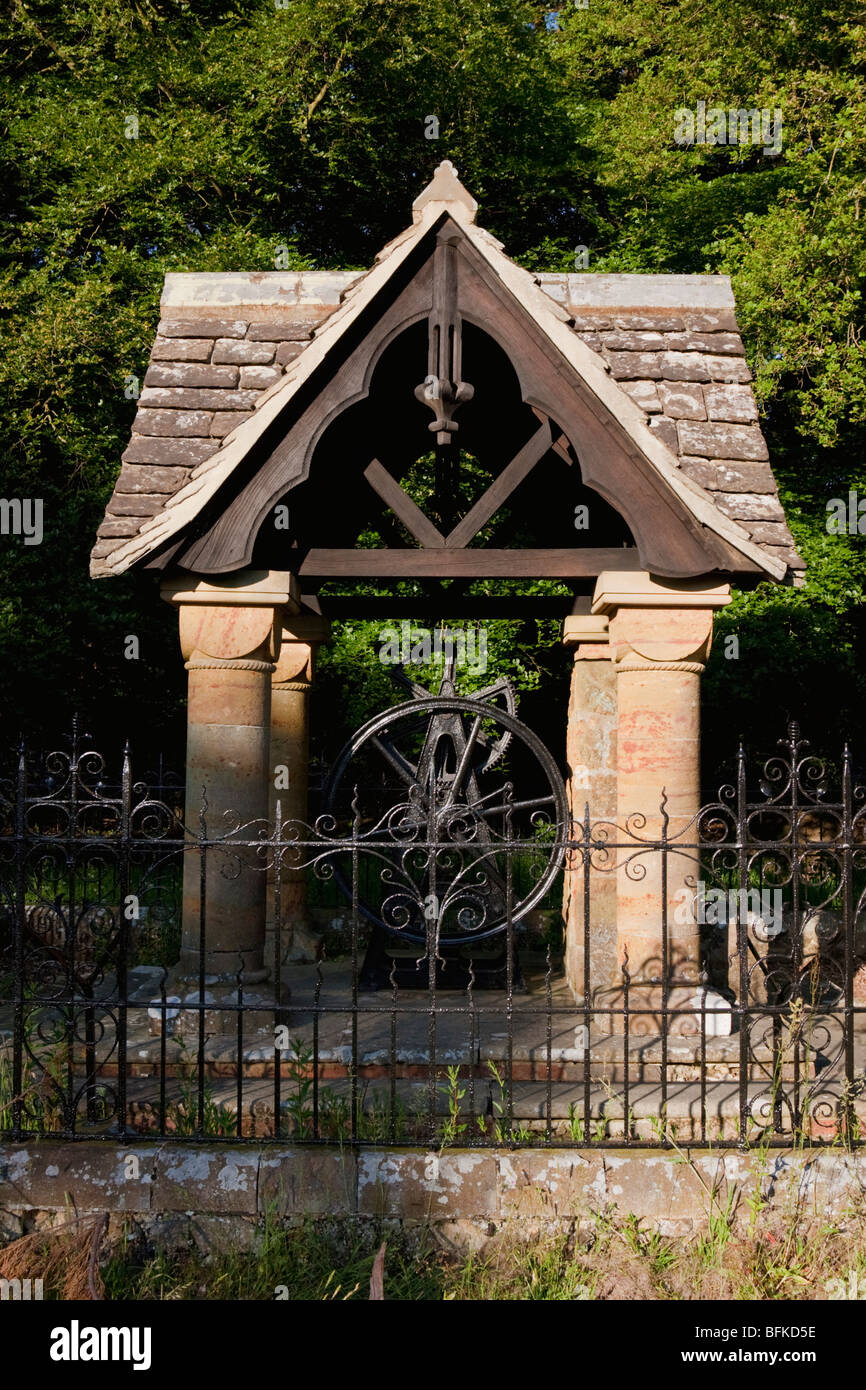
left=0, top=0, right=864, bottom=779
left=551, top=0, right=866, bottom=772
left=0, top=0, right=580, bottom=762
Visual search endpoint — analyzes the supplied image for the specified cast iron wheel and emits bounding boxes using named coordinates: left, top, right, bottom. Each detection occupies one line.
left=323, top=695, right=568, bottom=948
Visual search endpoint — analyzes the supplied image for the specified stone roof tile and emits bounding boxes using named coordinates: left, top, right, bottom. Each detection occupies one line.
left=157, top=318, right=247, bottom=338
left=601, top=330, right=667, bottom=352
left=656, top=382, right=707, bottom=420
left=210, top=411, right=254, bottom=437
left=648, top=416, right=678, bottom=450
left=711, top=492, right=787, bottom=522
left=620, top=380, right=662, bottom=413
left=604, top=351, right=664, bottom=380
left=134, top=409, right=214, bottom=436
left=683, top=310, right=739, bottom=332
left=679, top=458, right=777, bottom=494
left=704, top=383, right=759, bottom=423
left=245, top=320, right=319, bottom=341
left=115, top=464, right=190, bottom=493
left=106, top=494, right=165, bottom=517
left=211, top=339, right=276, bottom=365
left=275, top=341, right=307, bottom=366
left=677, top=420, right=769, bottom=461
left=239, top=365, right=282, bottom=389
left=612, top=313, right=686, bottom=332
left=143, top=363, right=239, bottom=388
left=663, top=331, right=744, bottom=354
left=121, top=437, right=220, bottom=466
left=150, top=336, right=213, bottom=361
left=138, top=386, right=260, bottom=411
left=98, top=516, right=142, bottom=537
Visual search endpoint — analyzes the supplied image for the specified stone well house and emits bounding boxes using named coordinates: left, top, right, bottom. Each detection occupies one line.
left=91, top=162, right=802, bottom=1004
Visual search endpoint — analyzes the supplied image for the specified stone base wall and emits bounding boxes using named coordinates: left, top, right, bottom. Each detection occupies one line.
left=3, top=1144, right=865, bottom=1252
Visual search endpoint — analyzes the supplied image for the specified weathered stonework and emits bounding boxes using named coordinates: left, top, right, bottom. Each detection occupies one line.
left=562, top=615, right=618, bottom=1000
left=5, top=1143, right=866, bottom=1248
left=357, top=1150, right=498, bottom=1221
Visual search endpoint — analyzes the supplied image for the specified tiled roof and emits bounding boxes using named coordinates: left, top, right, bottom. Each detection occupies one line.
left=91, top=275, right=359, bottom=575
left=91, top=174, right=803, bottom=583
left=537, top=273, right=801, bottom=577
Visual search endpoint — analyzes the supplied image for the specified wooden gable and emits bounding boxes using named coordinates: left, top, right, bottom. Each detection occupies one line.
left=144, top=212, right=763, bottom=589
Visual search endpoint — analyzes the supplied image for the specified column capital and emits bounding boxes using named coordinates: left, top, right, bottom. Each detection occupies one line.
left=273, top=616, right=331, bottom=689
left=272, top=646, right=312, bottom=691
left=562, top=614, right=610, bottom=661
left=185, top=655, right=276, bottom=673
left=160, top=569, right=300, bottom=612
left=614, top=656, right=707, bottom=674
left=592, top=572, right=730, bottom=673
left=177, top=603, right=280, bottom=667
left=280, top=615, right=331, bottom=646
left=591, top=570, right=731, bottom=615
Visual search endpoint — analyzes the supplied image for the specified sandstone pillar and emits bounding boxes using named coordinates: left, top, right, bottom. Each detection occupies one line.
left=562, top=614, right=618, bottom=1003
left=268, top=615, right=331, bottom=963
left=592, top=573, right=730, bottom=999
left=161, top=572, right=298, bottom=983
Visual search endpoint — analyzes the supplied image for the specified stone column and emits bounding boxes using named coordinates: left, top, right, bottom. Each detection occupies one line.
left=561, top=615, right=618, bottom=1003
left=268, top=615, right=331, bottom=964
left=161, top=572, right=298, bottom=984
left=592, top=573, right=731, bottom=1007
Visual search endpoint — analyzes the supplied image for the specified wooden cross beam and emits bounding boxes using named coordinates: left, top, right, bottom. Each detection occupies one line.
left=445, top=419, right=553, bottom=548
left=363, top=459, right=445, bottom=547
left=299, top=546, right=643, bottom=578
left=362, top=415, right=558, bottom=553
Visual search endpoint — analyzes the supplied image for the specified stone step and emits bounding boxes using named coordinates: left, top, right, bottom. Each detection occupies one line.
left=6, top=1021, right=827, bottom=1085
left=91, top=1057, right=814, bottom=1083
left=66, top=1042, right=819, bottom=1084
left=108, top=1072, right=857, bottom=1145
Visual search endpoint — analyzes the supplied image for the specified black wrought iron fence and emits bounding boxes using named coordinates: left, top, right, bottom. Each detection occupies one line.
left=1, top=718, right=865, bottom=1149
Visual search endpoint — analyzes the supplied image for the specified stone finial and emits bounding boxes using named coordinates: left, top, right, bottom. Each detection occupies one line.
left=412, top=160, right=478, bottom=225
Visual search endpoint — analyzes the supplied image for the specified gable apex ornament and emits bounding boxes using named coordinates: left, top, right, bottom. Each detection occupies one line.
left=412, top=160, right=478, bottom=225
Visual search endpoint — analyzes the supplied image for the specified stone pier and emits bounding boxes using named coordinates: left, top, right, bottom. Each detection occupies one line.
left=562, top=613, right=618, bottom=1003
left=267, top=615, right=330, bottom=964
left=161, top=572, right=298, bottom=986
left=592, top=572, right=730, bottom=1023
